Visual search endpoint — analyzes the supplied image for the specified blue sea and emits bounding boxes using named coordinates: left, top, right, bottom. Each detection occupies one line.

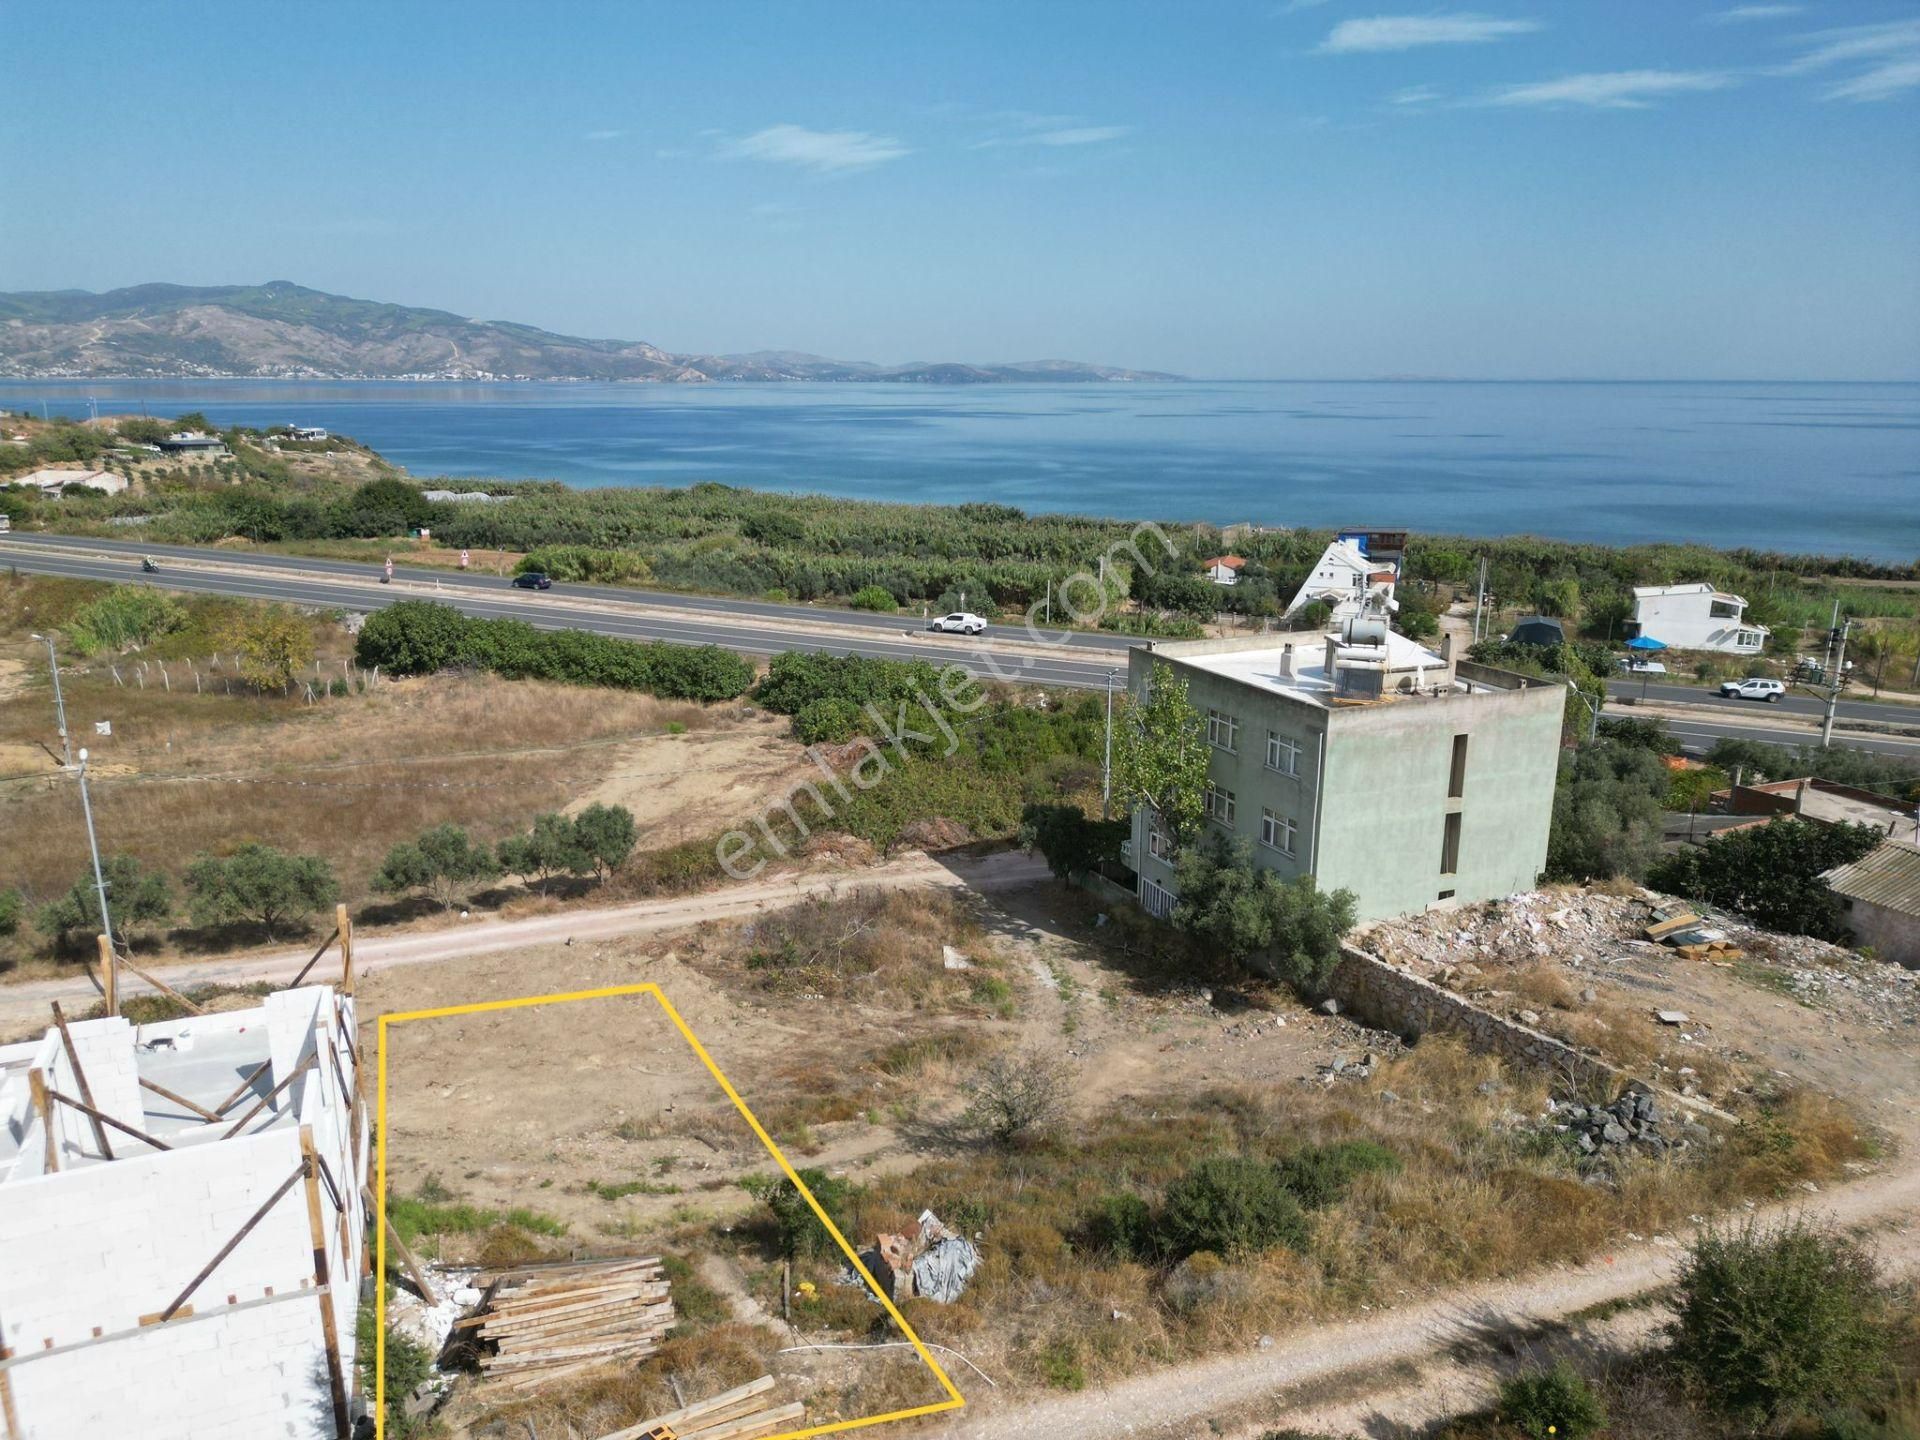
left=5, top=379, right=1917, bottom=562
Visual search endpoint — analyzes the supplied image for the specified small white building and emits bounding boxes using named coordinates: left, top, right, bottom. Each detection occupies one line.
left=1284, top=535, right=1398, bottom=621
left=287, top=427, right=329, bottom=442
left=11, top=467, right=129, bottom=497
left=1629, top=583, right=1768, bottom=654
left=1202, top=555, right=1245, bottom=586
left=0, top=984, right=367, bottom=1440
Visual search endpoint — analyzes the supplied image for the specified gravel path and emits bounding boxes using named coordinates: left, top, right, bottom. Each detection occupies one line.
left=928, top=1162, right=1920, bottom=1440
left=0, top=849, right=1048, bottom=1032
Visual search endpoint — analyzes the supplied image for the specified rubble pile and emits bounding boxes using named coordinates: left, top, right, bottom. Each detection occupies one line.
left=1547, top=1089, right=1710, bottom=1157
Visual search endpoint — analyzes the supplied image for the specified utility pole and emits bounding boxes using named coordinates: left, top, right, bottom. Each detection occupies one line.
left=1102, top=667, right=1118, bottom=818
left=1472, top=556, right=1488, bottom=642
left=1819, top=601, right=1851, bottom=750
left=31, top=633, right=72, bottom=769
left=75, top=748, right=115, bottom=950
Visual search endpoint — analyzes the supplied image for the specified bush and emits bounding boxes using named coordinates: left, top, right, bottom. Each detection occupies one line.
left=1082, top=1192, right=1157, bottom=1261
left=1019, top=802, right=1128, bottom=881
left=961, top=1051, right=1071, bottom=1146
left=1545, top=736, right=1669, bottom=882
left=1160, top=1155, right=1310, bottom=1258
left=1667, top=1218, right=1891, bottom=1424
left=749, top=1168, right=855, bottom=1261
left=1277, top=1139, right=1401, bottom=1209
left=849, top=584, right=898, bottom=612
left=794, top=697, right=864, bottom=745
left=1499, top=1362, right=1608, bottom=1440
left=67, top=586, right=187, bottom=655
left=0, top=888, right=20, bottom=938
left=1170, top=837, right=1355, bottom=993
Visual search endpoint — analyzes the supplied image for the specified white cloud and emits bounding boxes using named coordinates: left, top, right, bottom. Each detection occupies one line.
left=1483, top=69, right=1736, bottom=108
left=1706, top=4, right=1803, bottom=22
left=1388, top=84, right=1444, bottom=105
left=583, top=129, right=626, bottom=141
left=1776, top=18, right=1920, bottom=101
left=1320, top=13, right=1541, bottom=53
left=720, top=124, right=910, bottom=173
left=1032, top=125, right=1132, bottom=146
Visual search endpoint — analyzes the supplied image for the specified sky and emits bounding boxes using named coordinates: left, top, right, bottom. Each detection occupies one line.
left=3, top=1, right=1918, bottom=379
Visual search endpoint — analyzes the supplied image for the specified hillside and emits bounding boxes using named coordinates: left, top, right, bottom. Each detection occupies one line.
left=0, top=281, right=1180, bottom=384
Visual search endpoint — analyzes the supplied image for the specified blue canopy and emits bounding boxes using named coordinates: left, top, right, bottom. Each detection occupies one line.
left=1626, top=635, right=1668, bottom=651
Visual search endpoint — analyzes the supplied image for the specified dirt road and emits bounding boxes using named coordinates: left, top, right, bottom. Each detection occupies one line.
left=0, top=850, right=1049, bottom=1032
left=927, top=1162, right=1920, bottom=1440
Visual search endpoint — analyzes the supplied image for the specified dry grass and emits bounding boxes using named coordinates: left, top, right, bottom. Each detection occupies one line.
left=695, top=1037, right=1879, bottom=1401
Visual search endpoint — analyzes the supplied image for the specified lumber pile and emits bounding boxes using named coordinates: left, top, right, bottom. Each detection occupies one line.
left=1644, top=908, right=1744, bottom=962
left=460, top=1256, right=675, bottom=1391
left=598, top=1376, right=805, bottom=1440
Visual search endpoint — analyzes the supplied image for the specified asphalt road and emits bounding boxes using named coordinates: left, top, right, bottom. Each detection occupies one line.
left=1, top=535, right=1120, bottom=691
left=7, top=532, right=1916, bottom=757
left=1606, top=675, right=1920, bottom=727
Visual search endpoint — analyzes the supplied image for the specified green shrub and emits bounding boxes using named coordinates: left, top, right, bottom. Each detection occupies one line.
left=849, top=584, right=898, bottom=612
left=1668, top=1219, right=1892, bottom=1423
left=68, top=585, right=187, bottom=655
left=1499, top=1362, right=1608, bottom=1439
left=1039, top=1339, right=1087, bottom=1391
left=747, top=1168, right=856, bottom=1261
left=1082, top=1192, right=1156, bottom=1261
left=1019, top=803, right=1128, bottom=880
left=1277, top=1139, right=1402, bottom=1209
left=794, top=697, right=863, bottom=745
left=356, top=1298, right=437, bottom=1437
left=1160, top=1155, right=1309, bottom=1258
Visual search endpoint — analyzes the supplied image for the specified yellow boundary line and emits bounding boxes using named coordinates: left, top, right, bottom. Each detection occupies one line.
left=376, top=982, right=966, bottom=1439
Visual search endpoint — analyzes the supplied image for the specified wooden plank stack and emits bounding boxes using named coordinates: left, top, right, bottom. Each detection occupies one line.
left=460, top=1256, right=676, bottom=1392
left=1644, top=909, right=1744, bottom=962
left=597, top=1376, right=806, bottom=1440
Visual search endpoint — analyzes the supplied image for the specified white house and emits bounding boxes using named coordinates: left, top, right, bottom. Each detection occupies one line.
left=1629, top=583, right=1768, bottom=654
left=1284, top=536, right=1398, bottom=621
left=1202, top=555, right=1246, bottom=586
left=12, top=467, right=129, bottom=497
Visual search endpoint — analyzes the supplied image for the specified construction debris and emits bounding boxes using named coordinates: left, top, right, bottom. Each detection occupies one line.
left=597, top=1375, right=804, bottom=1440
left=1548, top=1089, right=1708, bottom=1156
left=849, top=1209, right=980, bottom=1305
left=457, top=1256, right=675, bottom=1392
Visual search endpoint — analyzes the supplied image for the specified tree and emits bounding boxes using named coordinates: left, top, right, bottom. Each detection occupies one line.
left=496, top=813, right=592, bottom=894
left=172, top=411, right=213, bottom=433
left=1649, top=818, right=1882, bottom=941
left=354, top=600, right=474, bottom=675
left=961, top=1051, right=1072, bottom=1146
left=1170, top=838, right=1356, bottom=992
left=1019, top=803, right=1128, bottom=880
left=184, top=844, right=337, bottom=938
left=223, top=607, right=314, bottom=691
left=1668, top=1219, right=1891, bottom=1424
left=571, top=803, right=637, bottom=880
left=37, top=855, right=173, bottom=945
left=1544, top=738, right=1669, bottom=882
left=1113, top=663, right=1210, bottom=850
left=372, top=825, right=500, bottom=910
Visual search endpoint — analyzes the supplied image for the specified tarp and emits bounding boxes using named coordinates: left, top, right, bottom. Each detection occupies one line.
left=1626, top=635, right=1668, bottom=651
left=911, top=1237, right=981, bottom=1304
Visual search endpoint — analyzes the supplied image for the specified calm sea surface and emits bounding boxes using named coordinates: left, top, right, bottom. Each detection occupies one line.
left=5, top=380, right=1916, bottom=562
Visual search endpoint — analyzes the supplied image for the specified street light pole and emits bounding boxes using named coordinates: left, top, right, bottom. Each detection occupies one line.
left=1102, top=667, right=1117, bottom=818
left=30, top=632, right=71, bottom=769
left=75, top=748, right=115, bottom=949
left=1570, top=686, right=1600, bottom=744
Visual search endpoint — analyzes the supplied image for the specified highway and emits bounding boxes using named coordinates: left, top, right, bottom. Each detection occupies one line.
left=6, top=531, right=1918, bottom=758
left=0, top=533, right=1121, bottom=691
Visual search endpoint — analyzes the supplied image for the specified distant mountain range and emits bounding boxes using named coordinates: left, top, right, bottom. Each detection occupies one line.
left=0, top=282, right=1181, bottom=384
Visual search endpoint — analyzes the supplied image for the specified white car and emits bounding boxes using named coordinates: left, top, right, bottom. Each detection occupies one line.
left=928, top=611, right=988, bottom=635
left=1719, top=677, right=1785, bottom=702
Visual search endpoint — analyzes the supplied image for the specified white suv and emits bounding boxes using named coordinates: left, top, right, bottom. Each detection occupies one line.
left=928, top=611, right=988, bottom=635
left=1719, top=677, right=1785, bottom=702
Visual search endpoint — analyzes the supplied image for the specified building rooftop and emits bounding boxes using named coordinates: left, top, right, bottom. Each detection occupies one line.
left=1823, top=840, right=1920, bottom=913
left=1163, top=629, right=1481, bottom=708
left=1632, top=582, right=1746, bottom=603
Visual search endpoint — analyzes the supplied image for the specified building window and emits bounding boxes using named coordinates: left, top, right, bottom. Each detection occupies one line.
left=1709, top=599, right=1739, bottom=619
left=1204, top=783, right=1236, bottom=827
left=1266, top=730, right=1301, bottom=776
left=1148, top=819, right=1172, bottom=861
left=1448, top=733, right=1469, bottom=799
left=1260, top=808, right=1296, bottom=856
left=1141, top=877, right=1175, bottom=919
left=1736, top=629, right=1763, bottom=648
left=1441, top=811, right=1462, bottom=875
left=1206, top=708, right=1239, bottom=753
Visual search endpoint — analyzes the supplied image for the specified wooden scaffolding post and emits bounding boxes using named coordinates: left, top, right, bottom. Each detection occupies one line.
left=382, top=1209, right=440, bottom=1305
left=299, top=1127, right=352, bottom=1440
left=27, top=1069, right=56, bottom=1174
left=337, top=903, right=354, bottom=996
left=50, top=1002, right=114, bottom=1161
left=0, top=1306, right=20, bottom=1440
left=97, top=933, right=117, bottom=1018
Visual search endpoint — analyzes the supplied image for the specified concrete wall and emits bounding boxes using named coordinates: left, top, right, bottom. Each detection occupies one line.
left=1843, top=896, right=1920, bottom=969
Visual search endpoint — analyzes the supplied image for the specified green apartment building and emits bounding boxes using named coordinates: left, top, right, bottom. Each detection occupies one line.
left=1127, top=629, right=1565, bottom=922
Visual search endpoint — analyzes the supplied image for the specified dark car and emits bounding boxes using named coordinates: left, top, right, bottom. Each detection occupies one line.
left=511, top=572, right=553, bottom=591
